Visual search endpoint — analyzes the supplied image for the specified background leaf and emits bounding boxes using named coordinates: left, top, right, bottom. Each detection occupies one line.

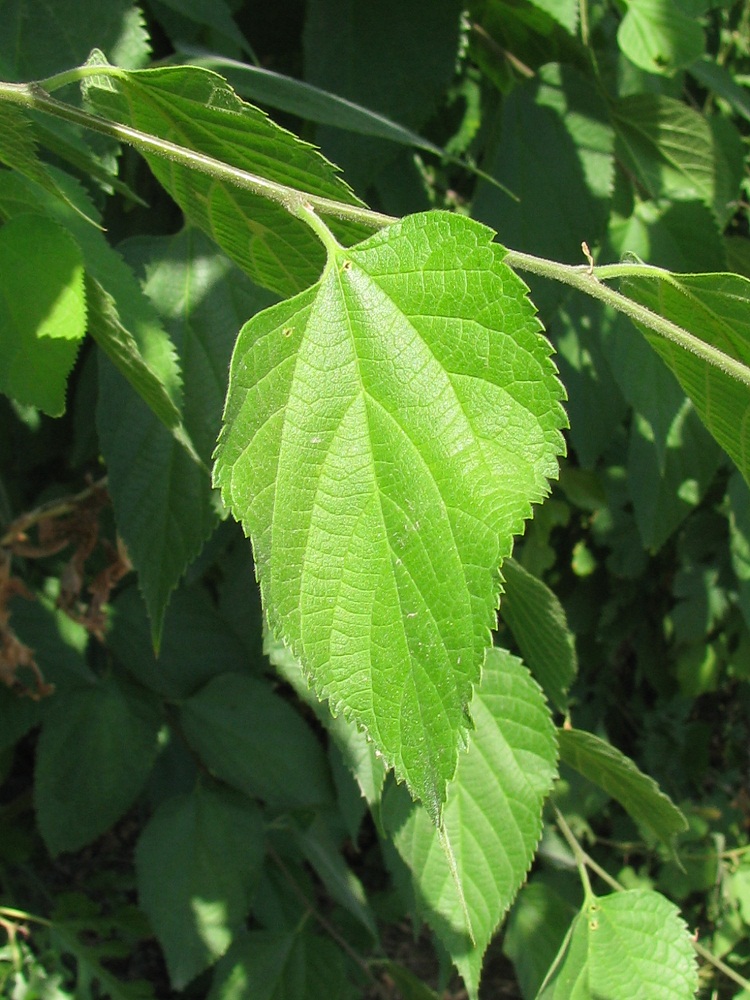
left=0, top=214, right=86, bottom=416
left=214, top=210, right=566, bottom=816
left=135, top=783, right=264, bottom=988
left=97, top=228, right=273, bottom=637
left=618, top=0, right=705, bottom=76
left=0, top=0, right=150, bottom=79
left=34, top=675, right=161, bottom=855
left=180, top=673, right=335, bottom=809
left=500, top=556, right=577, bottom=711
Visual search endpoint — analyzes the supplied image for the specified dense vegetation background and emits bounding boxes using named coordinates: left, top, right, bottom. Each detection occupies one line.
left=1, top=1, right=750, bottom=997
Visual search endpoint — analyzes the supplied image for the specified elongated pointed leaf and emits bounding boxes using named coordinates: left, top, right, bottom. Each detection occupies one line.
left=135, top=783, right=264, bottom=989
left=557, top=728, right=687, bottom=848
left=501, top=557, right=577, bottom=711
left=0, top=104, right=93, bottom=219
left=538, top=890, right=698, bottom=999
left=84, top=62, right=370, bottom=296
left=622, top=270, right=750, bottom=488
left=612, top=95, right=718, bottom=211
left=214, top=211, right=566, bottom=816
left=98, top=230, right=272, bottom=639
left=382, top=648, right=558, bottom=999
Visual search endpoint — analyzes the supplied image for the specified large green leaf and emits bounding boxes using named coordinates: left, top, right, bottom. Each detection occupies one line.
left=214, top=211, right=566, bottom=817
left=34, top=675, right=161, bottom=855
left=618, top=0, right=704, bottom=75
left=135, top=783, right=264, bottom=989
left=382, top=648, right=558, bottom=999
left=557, top=728, right=687, bottom=848
left=538, top=890, right=698, bottom=999
left=0, top=214, right=86, bottom=416
left=84, top=63, right=369, bottom=297
left=621, top=270, right=750, bottom=488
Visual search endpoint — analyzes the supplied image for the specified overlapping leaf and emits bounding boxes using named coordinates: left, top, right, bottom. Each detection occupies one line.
left=84, top=62, right=370, bottom=296
left=382, top=649, right=558, bottom=999
left=558, top=728, right=687, bottom=848
left=214, top=211, right=566, bottom=816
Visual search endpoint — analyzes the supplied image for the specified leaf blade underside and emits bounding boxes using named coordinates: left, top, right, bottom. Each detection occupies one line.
left=214, top=211, right=566, bottom=817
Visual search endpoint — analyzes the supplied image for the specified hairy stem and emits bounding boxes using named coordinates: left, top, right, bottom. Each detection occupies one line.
left=0, top=79, right=395, bottom=231
left=503, top=248, right=750, bottom=390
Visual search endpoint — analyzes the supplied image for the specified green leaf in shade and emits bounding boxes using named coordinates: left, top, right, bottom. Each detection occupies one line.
left=208, top=928, right=349, bottom=1000
left=0, top=0, right=150, bottom=79
left=180, top=673, right=334, bottom=809
left=156, top=0, right=254, bottom=59
left=528, top=0, right=578, bottom=33
left=382, top=649, right=558, bottom=999
left=34, top=675, right=161, bottom=855
left=0, top=214, right=86, bottom=416
left=0, top=168, right=184, bottom=419
left=612, top=95, right=719, bottom=214
left=501, top=556, right=576, bottom=712
left=84, top=62, right=370, bottom=297
left=303, top=0, right=462, bottom=191
left=135, top=783, right=264, bottom=989
left=618, top=0, right=704, bottom=75
left=621, top=270, right=750, bottom=489
left=293, top=815, right=377, bottom=939
left=627, top=394, right=721, bottom=551
left=473, top=65, right=613, bottom=310
left=267, top=633, right=388, bottom=827
left=557, top=728, right=687, bottom=848
left=538, top=890, right=698, bottom=999
left=109, top=582, right=253, bottom=700
left=503, top=880, right=578, bottom=1000
left=728, top=472, right=750, bottom=632
left=98, top=229, right=273, bottom=640
left=85, top=275, right=183, bottom=433
left=214, top=210, right=566, bottom=818
left=690, top=56, right=750, bottom=125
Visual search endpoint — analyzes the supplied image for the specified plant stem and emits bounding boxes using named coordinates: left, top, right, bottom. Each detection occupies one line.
left=1, top=74, right=747, bottom=398
left=553, top=806, right=595, bottom=900
left=503, top=247, right=750, bottom=390
left=0, top=80, right=396, bottom=231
